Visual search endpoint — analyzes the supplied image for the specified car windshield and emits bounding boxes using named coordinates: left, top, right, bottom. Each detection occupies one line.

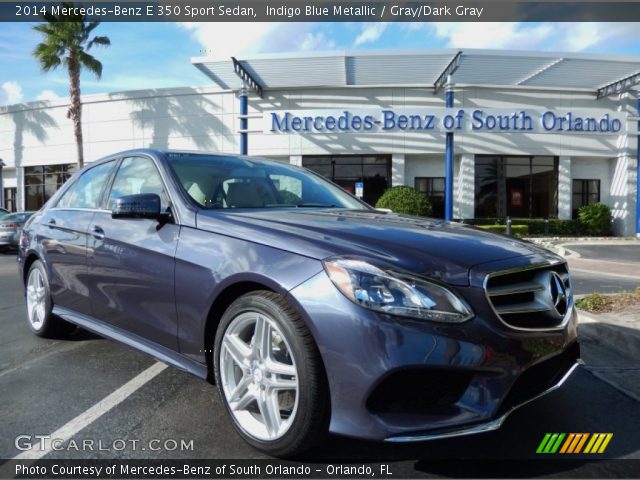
left=167, top=153, right=368, bottom=210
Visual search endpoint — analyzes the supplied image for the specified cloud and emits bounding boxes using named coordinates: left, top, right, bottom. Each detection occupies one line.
left=428, top=23, right=554, bottom=50
left=36, top=89, right=60, bottom=102
left=300, top=31, right=336, bottom=51
left=0, top=80, right=23, bottom=105
left=179, top=22, right=279, bottom=58
left=354, top=23, right=388, bottom=47
left=417, top=22, right=640, bottom=53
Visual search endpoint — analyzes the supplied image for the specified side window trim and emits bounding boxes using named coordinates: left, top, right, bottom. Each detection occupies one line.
left=52, top=159, right=117, bottom=211
left=104, top=154, right=177, bottom=222
left=98, top=156, right=123, bottom=210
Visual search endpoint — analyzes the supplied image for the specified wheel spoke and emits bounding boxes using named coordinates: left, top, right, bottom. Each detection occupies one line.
left=265, top=358, right=296, bottom=377
left=232, top=387, right=255, bottom=412
left=222, top=334, right=251, bottom=370
left=266, top=375, right=297, bottom=391
left=258, top=389, right=281, bottom=437
left=228, top=375, right=252, bottom=403
left=253, top=316, right=272, bottom=362
left=27, top=299, right=35, bottom=322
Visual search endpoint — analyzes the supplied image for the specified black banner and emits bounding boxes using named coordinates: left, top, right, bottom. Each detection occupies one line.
left=1, top=459, right=640, bottom=479
left=3, top=1, right=640, bottom=22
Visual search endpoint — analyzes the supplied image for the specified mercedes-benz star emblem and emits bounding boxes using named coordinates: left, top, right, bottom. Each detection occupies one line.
left=549, top=272, right=568, bottom=317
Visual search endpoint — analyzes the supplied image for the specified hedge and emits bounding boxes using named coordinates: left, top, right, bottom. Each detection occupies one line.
left=476, top=224, right=529, bottom=236
left=464, top=218, right=584, bottom=236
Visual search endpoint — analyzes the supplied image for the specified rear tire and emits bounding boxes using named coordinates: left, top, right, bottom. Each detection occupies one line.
left=25, top=260, right=75, bottom=338
left=214, top=291, right=329, bottom=457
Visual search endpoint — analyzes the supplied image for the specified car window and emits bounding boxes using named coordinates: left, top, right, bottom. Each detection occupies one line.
left=56, top=161, right=116, bottom=210
left=168, top=153, right=366, bottom=210
left=3, top=213, right=32, bottom=222
left=107, top=157, right=170, bottom=210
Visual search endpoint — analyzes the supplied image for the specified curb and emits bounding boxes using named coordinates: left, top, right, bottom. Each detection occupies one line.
left=577, top=308, right=640, bottom=356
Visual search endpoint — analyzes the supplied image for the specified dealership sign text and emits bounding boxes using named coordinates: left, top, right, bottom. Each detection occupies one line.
left=265, top=109, right=626, bottom=135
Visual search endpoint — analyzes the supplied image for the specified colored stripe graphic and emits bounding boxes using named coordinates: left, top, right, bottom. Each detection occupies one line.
left=560, top=433, right=575, bottom=453
left=538, top=433, right=613, bottom=454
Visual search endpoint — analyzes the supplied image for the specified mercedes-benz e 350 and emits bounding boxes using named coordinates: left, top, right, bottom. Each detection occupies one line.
left=19, top=149, right=580, bottom=456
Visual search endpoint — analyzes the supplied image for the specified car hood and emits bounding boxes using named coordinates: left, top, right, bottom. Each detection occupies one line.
left=195, top=209, right=557, bottom=286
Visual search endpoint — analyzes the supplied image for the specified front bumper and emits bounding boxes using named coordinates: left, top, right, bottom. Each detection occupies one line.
left=288, top=269, right=579, bottom=441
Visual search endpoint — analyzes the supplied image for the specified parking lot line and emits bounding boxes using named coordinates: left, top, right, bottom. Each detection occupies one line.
left=13, top=361, right=168, bottom=460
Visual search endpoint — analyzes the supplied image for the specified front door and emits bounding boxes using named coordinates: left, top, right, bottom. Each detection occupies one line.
left=40, top=160, right=117, bottom=316
left=87, top=156, right=179, bottom=350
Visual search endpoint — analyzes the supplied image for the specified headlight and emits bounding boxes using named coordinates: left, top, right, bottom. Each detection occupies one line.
left=323, top=258, right=473, bottom=323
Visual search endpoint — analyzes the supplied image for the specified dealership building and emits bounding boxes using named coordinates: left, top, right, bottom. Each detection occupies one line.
left=1, top=49, right=639, bottom=235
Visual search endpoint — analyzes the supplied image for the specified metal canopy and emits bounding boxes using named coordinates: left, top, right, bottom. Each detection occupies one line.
left=192, top=49, right=640, bottom=95
left=597, top=71, right=640, bottom=98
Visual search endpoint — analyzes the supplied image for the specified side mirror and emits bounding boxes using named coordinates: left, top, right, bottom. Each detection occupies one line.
left=111, top=193, right=161, bottom=220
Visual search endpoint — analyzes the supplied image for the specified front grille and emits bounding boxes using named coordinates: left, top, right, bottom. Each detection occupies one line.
left=485, top=263, right=573, bottom=330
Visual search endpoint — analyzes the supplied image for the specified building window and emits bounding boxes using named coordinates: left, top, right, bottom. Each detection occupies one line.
left=3, top=187, right=17, bottom=212
left=572, top=179, right=600, bottom=219
left=415, top=177, right=445, bottom=218
left=24, top=164, right=76, bottom=211
left=302, top=155, right=390, bottom=206
left=475, top=155, right=558, bottom=219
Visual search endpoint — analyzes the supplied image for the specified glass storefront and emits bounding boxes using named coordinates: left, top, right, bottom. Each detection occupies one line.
left=25, top=164, right=77, bottom=211
left=302, top=155, right=390, bottom=206
left=475, top=155, right=558, bottom=218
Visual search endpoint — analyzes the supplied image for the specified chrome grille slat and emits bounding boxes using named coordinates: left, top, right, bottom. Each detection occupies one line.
left=495, top=303, right=551, bottom=315
left=487, top=281, right=545, bottom=297
left=484, top=263, right=573, bottom=331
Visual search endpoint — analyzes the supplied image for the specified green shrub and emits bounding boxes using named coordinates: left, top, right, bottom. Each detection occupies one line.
left=578, top=203, right=611, bottom=236
left=576, top=293, right=610, bottom=312
left=476, top=224, right=529, bottom=236
left=375, top=186, right=432, bottom=216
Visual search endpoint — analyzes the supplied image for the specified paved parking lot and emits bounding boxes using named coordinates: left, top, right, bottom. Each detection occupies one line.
left=0, top=253, right=639, bottom=477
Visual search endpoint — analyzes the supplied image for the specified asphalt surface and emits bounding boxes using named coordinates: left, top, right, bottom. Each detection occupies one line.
left=0, top=251, right=639, bottom=478
left=568, top=245, right=640, bottom=264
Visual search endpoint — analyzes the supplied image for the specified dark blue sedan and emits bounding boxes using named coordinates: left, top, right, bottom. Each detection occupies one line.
left=18, top=149, right=580, bottom=457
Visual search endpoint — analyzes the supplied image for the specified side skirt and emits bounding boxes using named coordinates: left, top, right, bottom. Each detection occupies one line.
left=53, top=306, right=208, bottom=380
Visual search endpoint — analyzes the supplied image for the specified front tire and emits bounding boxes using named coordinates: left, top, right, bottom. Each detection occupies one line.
left=25, top=260, right=74, bottom=338
left=214, top=291, right=328, bottom=457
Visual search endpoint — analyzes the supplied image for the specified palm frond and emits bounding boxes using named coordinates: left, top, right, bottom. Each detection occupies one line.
left=87, top=35, right=111, bottom=50
left=78, top=50, right=103, bottom=78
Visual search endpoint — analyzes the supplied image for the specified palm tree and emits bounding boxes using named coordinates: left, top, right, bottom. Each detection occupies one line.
left=33, top=4, right=110, bottom=168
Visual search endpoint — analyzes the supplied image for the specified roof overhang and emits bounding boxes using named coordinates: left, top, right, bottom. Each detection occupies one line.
left=192, top=49, right=640, bottom=96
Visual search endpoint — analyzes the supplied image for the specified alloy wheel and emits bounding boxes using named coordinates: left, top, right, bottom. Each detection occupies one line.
left=219, top=311, right=299, bottom=441
left=26, top=267, right=47, bottom=330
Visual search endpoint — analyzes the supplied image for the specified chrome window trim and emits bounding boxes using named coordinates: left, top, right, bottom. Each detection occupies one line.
left=482, top=260, right=574, bottom=332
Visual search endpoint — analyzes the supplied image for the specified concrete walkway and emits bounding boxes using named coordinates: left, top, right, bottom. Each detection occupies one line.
left=578, top=308, right=640, bottom=403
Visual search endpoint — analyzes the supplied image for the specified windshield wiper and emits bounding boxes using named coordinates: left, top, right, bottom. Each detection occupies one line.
left=295, top=203, right=339, bottom=208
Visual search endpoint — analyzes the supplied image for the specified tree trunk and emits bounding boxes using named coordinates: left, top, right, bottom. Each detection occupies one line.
left=68, top=55, right=84, bottom=169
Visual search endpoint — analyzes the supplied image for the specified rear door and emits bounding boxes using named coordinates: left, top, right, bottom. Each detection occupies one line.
left=39, top=160, right=117, bottom=316
left=86, top=156, right=180, bottom=349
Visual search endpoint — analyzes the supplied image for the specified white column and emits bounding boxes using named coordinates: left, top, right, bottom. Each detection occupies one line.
left=558, top=156, right=571, bottom=220
left=610, top=151, right=635, bottom=236
left=454, top=154, right=474, bottom=220
left=391, top=153, right=405, bottom=186
left=17, top=166, right=24, bottom=212
left=289, top=155, right=302, bottom=167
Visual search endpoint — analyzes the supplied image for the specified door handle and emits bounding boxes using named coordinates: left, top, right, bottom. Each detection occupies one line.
left=47, top=218, right=56, bottom=227
left=91, top=225, right=105, bottom=240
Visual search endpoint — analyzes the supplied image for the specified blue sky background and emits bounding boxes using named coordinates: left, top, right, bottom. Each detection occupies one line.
left=2, top=22, right=640, bottom=105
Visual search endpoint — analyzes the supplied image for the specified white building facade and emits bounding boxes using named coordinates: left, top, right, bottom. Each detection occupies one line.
left=1, top=49, right=638, bottom=235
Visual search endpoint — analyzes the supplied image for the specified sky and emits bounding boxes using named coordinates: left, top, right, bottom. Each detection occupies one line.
left=2, top=22, right=640, bottom=106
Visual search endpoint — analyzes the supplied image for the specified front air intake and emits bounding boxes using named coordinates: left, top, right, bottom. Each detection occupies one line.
left=485, top=263, right=573, bottom=330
